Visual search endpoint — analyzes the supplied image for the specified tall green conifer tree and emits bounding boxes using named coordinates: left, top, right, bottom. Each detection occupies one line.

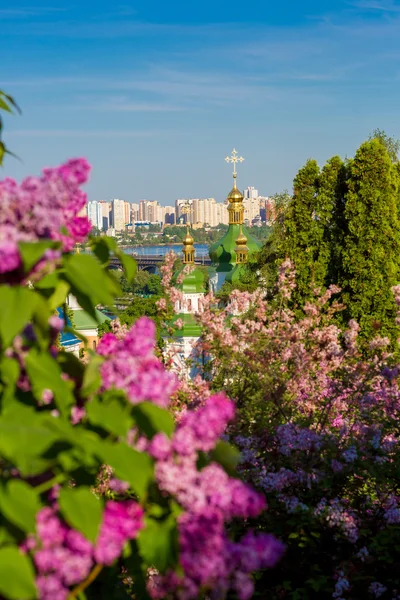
left=318, top=156, right=347, bottom=286
left=339, top=139, right=400, bottom=342
left=284, top=159, right=323, bottom=304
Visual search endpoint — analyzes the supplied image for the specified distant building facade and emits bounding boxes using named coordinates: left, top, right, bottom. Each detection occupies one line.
left=112, top=199, right=126, bottom=231
left=87, top=201, right=103, bottom=230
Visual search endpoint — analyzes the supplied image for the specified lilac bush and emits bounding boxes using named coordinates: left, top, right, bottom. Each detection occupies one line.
left=0, top=157, right=283, bottom=600
left=190, top=260, right=400, bottom=599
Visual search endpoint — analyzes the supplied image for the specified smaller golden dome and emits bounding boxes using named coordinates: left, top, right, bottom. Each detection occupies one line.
left=183, top=231, right=194, bottom=245
left=227, top=186, right=244, bottom=203
left=235, top=225, right=249, bottom=264
left=235, top=229, right=248, bottom=246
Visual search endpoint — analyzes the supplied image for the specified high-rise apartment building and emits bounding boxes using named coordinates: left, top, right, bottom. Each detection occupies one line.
left=243, top=197, right=261, bottom=223
left=98, top=201, right=111, bottom=230
left=138, top=200, right=166, bottom=224
left=131, top=203, right=139, bottom=222
left=192, top=198, right=217, bottom=227
left=139, top=200, right=147, bottom=221
left=243, top=186, right=259, bottom=200
left=147, top=201, right=159, bottom=223
left=164, top=206, right=175, bottom=225
left=215, top=201, right=229, bottom=226
left=124, top=201, right=131, bottom=225
left=87, top=201, right=103, bottom=230
left=112, top=199, right=126, bottom=231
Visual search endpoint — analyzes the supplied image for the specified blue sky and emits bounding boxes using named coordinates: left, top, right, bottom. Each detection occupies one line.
left=2, top=0, right=400, bottom=204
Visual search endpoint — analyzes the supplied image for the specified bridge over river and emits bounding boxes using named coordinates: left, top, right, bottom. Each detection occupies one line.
left=109, top=253, right=212, bottom=272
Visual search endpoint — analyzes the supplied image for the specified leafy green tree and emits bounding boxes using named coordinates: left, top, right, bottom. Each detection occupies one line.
left=339, top=139, right=400, bottom=342
left=98, top=296, right=165, bottom=346
left=118, top=270, right=162, bottom=296
left=252, top=192, right=291, bottom=293
left=283, top=159, right=323, bottom=303
left=318, top=156, right=347, bottom=287
left=368, top=128, right=400, bottom=163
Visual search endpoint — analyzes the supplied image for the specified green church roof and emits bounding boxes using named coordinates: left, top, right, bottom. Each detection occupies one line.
left=209, top=224, right=261, bottom=273
left=169, top=313, right=203, bottom=338
left=225, top=263, right=245, bottom=284
left=73, top=308, right=110, bottom=330
left=176, top=265, right=206, bottom=294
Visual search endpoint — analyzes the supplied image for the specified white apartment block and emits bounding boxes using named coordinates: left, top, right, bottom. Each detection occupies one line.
left=87, top=201, right=103, bottom=230
left=112, top=199, right=126, bottom=232
left=243, top=186, right=259, bottom=200
left=243, top=197, right=261, bottom=223
left=124, top=201, right=131, bottom=225
left=131, top=203, right=139, bottom=222
left=99, top=201, right=111, bottom=230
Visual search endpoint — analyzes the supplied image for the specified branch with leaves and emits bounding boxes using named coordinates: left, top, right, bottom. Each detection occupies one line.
left=0, top=90, right=21, bottom=166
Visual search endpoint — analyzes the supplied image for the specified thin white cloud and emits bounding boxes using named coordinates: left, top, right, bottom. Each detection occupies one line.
left=0, top=6, right=66, bottom=17
left=8, top=129, right=161, bottom=137
left=76, top=98, right=184, bottom=112
left=350, top=0, right=400, bottom=11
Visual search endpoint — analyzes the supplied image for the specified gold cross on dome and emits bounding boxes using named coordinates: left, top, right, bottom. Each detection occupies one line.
left=225, top=148, right=245, bottom=176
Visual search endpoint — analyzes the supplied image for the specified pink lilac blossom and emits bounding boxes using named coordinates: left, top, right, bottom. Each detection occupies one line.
left=193, top=269, right=400, bottom=598
left=98, top=317, right=178, bottom=407
left=148, top=392, right=283, bottom=599
left=94, top=501, right=144, bottom=565
left=28, top=500, right=143, bottom=599
left=0, top=158, right=91, bottom=282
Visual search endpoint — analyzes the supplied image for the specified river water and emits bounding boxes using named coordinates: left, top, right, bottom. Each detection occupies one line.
left=123, top=243, right=209, bottom=258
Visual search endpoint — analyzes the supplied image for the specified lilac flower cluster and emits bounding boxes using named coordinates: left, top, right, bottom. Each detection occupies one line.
left=27, top=500, right=143, bottom=600
left=333, top=571, right=350, bottom=599
left=315, top=498, right=359, bottom=543
left=276, top=424, right=323, bottom=456
left=147, top=394, right=285, bottom=599
left=94, top=500, right=144, bottom=565
left=97, top=317, right=178, bottom=407
left=0, top=158, right=91, bottom=280
left=369, top=582, right=388, bottom=598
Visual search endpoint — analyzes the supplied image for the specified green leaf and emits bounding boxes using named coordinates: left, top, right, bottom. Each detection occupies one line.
left=0, top=480, right=41, bottom=533
left=90, top=237, right=114, bottom=264
left=210, top=440, right=240, bottom=476
left=132, top=402, right=175, bottom=439
left=0, top=287, right=40, bottom=346
left=0, top=357, right=20, bottom=409
left=18, top=241, right=58, bottom=273
left=100, top=442, right=153, bottom=500
left=25, top=348, right=75, bottom=416
left=137, top=515, right=179, bottom=572
left=48, top=280, right=70, bottom=310
left=57, top=351, right=85, bottom=383
left=0, top=546, right=37, bottom=599
left=0, top=97, right=12, bottom=112
left=81, top=354, right=104, bottom=397
left=0, top=91, right=21, bottom=114
left=116, top=251, right=137, bottom=283
left=34, top=271, right=60, bottom=289
left=63, top=254, right=121, bottom=311
left=0, top=406, right=59, bottom=471
left=59, top=486, right=103, bottom=543
left=87, top=396, right=133, bottom=437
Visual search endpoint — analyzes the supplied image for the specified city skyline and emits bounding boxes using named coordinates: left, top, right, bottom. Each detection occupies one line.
left=3, top=0, right=400, bottom=201
left=87, top=183, right=267, bottom=208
